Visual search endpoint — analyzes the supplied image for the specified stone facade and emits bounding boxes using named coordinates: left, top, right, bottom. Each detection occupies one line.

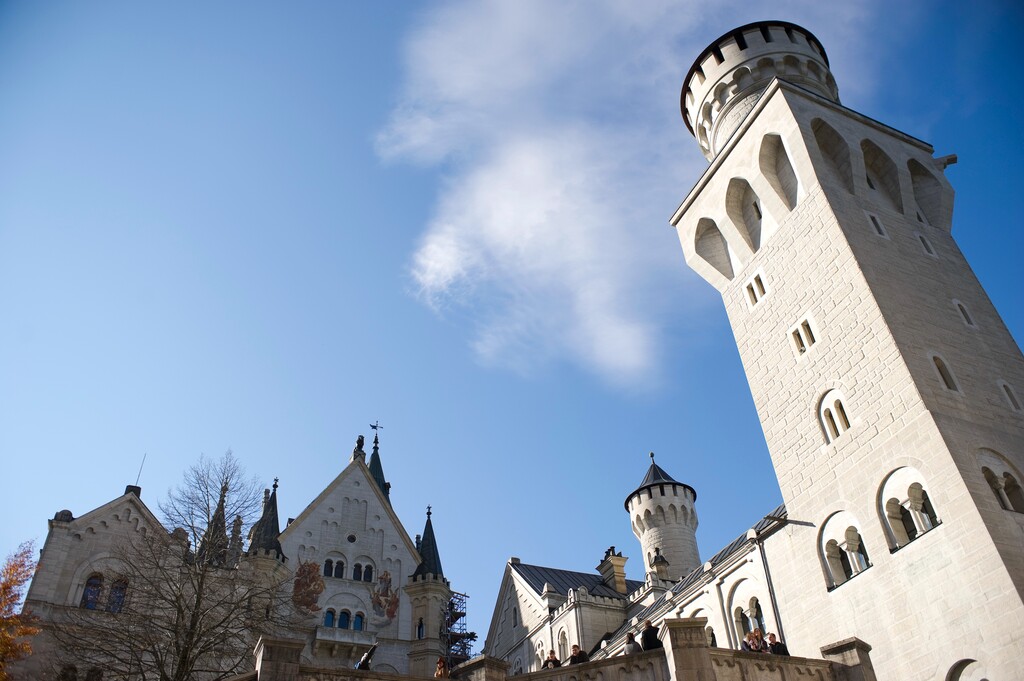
left=18, top=436, right=464, bottom=679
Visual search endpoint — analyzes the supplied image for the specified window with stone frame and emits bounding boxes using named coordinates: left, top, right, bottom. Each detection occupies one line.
left=80, top=574, right=103, bottom=609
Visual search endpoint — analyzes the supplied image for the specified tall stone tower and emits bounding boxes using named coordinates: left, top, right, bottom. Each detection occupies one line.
left=672, top=21, right=1024, bottom=679
left=625, top=453, right=699, bottom=581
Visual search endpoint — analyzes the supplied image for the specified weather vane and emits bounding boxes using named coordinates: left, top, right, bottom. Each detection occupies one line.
left=370, top=420, right=382, bottom=432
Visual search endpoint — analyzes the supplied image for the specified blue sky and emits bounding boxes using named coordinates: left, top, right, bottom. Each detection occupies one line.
left=2, top=0, right=1021, bottom=644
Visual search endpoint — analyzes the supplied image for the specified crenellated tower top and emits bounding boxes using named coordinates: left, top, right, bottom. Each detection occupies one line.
left=681, top=21, right=837, bottom=160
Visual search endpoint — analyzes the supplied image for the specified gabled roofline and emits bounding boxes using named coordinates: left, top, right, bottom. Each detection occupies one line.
left=278, top=458, right=421, bottom=564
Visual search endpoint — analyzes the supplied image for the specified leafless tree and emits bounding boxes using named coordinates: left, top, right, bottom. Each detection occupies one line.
left=49, top=452, right=296, bottom=681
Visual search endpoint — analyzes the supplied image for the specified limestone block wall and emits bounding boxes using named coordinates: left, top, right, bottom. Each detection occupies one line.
left=671, top=79, right=1024, bottom=679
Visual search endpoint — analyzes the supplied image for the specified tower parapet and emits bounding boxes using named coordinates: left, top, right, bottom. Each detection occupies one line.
left=682, top=21, right=837, bottom=160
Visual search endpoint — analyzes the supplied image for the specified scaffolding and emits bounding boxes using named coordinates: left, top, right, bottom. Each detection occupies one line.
left=440, top=590, right=476, bottom=669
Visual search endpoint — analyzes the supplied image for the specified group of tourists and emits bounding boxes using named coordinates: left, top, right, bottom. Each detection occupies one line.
left=741, top=628, right=790, bottom=655
left=540, top=643, right=592, bottom=669
left=537, top=619, right=790, bottom=673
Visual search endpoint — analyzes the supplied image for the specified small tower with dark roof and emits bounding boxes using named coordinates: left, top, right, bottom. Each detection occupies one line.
left=405, top=506, right=452, bottom=677
left=625, top=452, right=700, bottom=581
left=247, top=478, right=286, bottom=562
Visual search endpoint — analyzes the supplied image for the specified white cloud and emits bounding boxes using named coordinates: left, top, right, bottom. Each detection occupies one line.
left=380, top=0, right=887, bottom=387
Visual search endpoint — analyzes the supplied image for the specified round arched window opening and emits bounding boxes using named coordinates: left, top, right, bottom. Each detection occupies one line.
left=347, top=534, right=357, bottom=543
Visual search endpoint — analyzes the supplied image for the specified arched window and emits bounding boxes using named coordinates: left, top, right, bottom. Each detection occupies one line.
left=106, top=579, right=128, bottom=613
left=353, top=612, right=365, bottom=631
left=819, top=390, right=851, bottom=443
left=363, top=565, right=373, bottom=582
left=81, top=574, right=103, bottom=610
left=821, top=514, right=871, bottom=589
left=417, top=617, right=424, bottom=639
left=880, top=469, right=941, bottom=550
left=353, top=564, right=363, bottom=581
left=338, top=610, right=351, bottom=629
left=323, top=559, right=333, bottom=577
left=511, top=607, right=518, bottom=627
left=706, top=626, right=717, bottom=647
left=933, top=356, right=959, bottom=391
left=334, top=561, right=345, bottom=578
left=558, top=630, right=568, bottom=660
left=324, top=610, right=335, bottom=628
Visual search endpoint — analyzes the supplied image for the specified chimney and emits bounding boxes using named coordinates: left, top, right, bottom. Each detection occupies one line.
left=124, top=485, right=142, bottom=498
left=596, top=546, right=628, bottom=594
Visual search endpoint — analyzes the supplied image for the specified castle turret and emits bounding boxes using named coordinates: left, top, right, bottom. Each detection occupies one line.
left=681, top=21, right=836, bottom=161
left=246, top=478, right=285, bottom=561
left=405, top=507, right=451, bottom=677
left=625, top=453, right=699, bottom=581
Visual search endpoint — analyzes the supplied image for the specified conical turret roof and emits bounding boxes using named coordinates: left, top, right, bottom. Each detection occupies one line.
left=624, top=453, right=697, bottom=509
left=247, top=478, right=285, bottom=560
left=412, top=506, right=444, bottom=578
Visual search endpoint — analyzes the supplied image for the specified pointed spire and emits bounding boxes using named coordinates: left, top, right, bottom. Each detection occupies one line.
left=624, top=451, right=697, bottom=509
left=197, top=482, right=230, bottom=566
left=247, top=478, right=285, bottom=560
left=366, top=431, right=391, bottom=504
left=228, top=514, right=243, bottom=565
left=412, top=505, right=444, bottom=579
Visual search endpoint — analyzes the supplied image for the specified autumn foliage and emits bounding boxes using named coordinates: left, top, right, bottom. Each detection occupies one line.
left=0, top=541, right=39, bottom=679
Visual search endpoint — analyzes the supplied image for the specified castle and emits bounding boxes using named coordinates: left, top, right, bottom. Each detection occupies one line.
left=16, top=19, right=1024, bottom=681
left=481, top=21, right=1024, bottom=681
left=18, top=433, right=471, bottom=679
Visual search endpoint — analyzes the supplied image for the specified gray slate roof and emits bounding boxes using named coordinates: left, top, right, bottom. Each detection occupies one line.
left=510, top=561, right=644, bottom=601
left=624, top=459, right=698, bottom=509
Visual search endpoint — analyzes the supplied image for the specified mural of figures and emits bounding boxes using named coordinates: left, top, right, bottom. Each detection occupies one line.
left=292, top=560, right=325, bottom=613
left=371, top=570, right=400, bottom=621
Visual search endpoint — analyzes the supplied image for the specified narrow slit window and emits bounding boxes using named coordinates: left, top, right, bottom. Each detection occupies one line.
left=792, top=329, right=807, bottom=354
left=744, top=272, right=768, bottom=308
left=752, top=201, right=762, bottom=220
left=933, top=356, right=959, bottom=391
left=868, top=214, right=887, bottom=237
left=1002, top=382, right=1021, bottom=411
left=918, top=233, right=936, bottom=256
left=955, top=301, right=975, bottom=327
left=790, top=316, right=818, bottom=357
left=866, top=173, right=876, bottom=190
left=824, top=409, right=839, bottom=440
left=801, top=320, right=816, bottom=345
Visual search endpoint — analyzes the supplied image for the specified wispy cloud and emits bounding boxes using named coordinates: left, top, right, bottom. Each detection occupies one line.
left=379, top=0, right=886, bottom=387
